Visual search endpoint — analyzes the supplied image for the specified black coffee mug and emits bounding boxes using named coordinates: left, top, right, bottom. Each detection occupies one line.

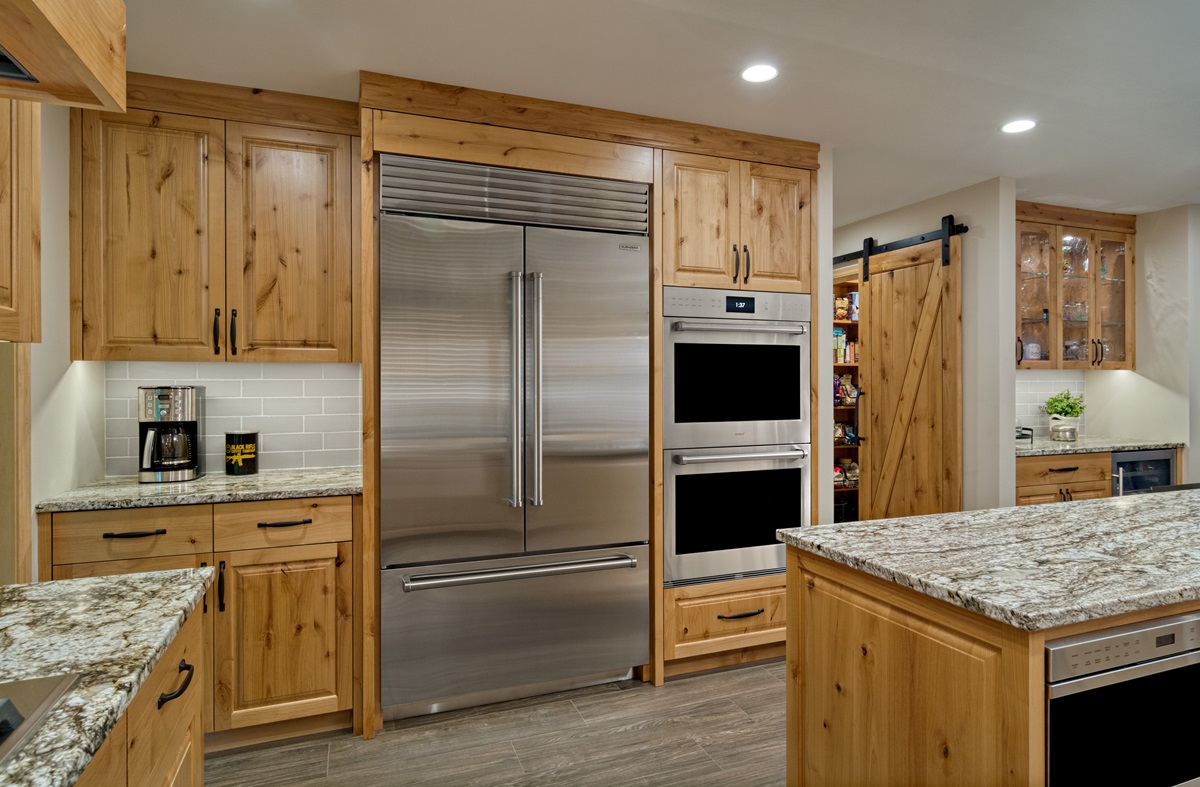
left=225, top=431, right=259, bottom=475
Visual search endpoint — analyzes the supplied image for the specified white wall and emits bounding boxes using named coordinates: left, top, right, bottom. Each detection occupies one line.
left=1086, top=206, right=1191, bottom=445
left=1187, top=207, right=1200, bottom=481
left=814, top=150, right=834, bottom=523
left=834, top=177, right=1016, bottom=511
left=29, top=106, right=106, bottom=576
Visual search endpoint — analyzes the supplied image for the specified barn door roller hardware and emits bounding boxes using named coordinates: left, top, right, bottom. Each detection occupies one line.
left=832, top=214, right=968, bottom=281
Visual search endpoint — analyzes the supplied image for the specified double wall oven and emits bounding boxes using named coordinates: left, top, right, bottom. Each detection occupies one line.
left=663, top=286, right=811, bottom=586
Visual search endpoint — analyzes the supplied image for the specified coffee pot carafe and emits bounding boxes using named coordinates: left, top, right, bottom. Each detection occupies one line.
left=138, top=386, right=203, bottom=483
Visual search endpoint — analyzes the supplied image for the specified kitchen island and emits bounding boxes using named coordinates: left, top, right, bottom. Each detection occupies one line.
left=0, top=568, right=212, bottom=786
left=778, top=490, right=1200, bottom=786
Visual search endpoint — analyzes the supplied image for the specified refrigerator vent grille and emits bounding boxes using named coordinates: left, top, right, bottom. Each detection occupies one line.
left=380, top=155, right=649, bottom=235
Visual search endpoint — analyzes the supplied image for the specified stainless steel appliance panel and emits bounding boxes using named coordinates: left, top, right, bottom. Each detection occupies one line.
left=523, top=227, right=649, bottom=552
left=380, top=545, right=649, bottom=715
left=663, top=444, right=810, bottom=584
left=379, top=216, right=526, bottom=567
left=1112, top=448, right=1176, bottom=496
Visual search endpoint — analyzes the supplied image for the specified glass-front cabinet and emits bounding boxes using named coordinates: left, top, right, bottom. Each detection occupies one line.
left=1016, top=222, right=1055, bottom=368
left=1014, top=204, right=1135, bottom=370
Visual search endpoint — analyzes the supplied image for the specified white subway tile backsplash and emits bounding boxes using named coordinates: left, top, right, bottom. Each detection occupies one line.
left=1014, top=370, right=1086, bottom=436
left=104, top=362, right=362, bottom=476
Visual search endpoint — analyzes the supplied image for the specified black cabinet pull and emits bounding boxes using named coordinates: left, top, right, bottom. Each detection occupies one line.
left=717, top=608, right=764, bottom=621
left=102, top=529, right=166, bottom=539
left=1099, top=338, right=1106, bottom=364
left=201, top=561, right=208, bottom=613
left=257, top=518, right=313, bottom=529
left=742, top=244, right=750, bottom=283
left=213, top=308, right=221, bottom=355
left=1017, top=336, right=1024, bottom=364
left=1059, top=488, right=1065, bottom=502
left=1048, top=466, right=1079, bottom=474
left=732, top=245, right=740, bottom=283
left=218, top=560, right=226, bottom=612
left=157, top=660, right=195, bottom=709
left=1066, top=488, right=1074, bottom=502
left=230, top=309, right=238, bottom=356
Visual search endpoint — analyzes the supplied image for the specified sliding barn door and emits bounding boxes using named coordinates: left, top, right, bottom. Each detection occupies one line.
left=860, top=237, right=962, bottom=519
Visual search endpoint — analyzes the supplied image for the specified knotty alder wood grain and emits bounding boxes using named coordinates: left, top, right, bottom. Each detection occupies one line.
left=742, top=162, right=811, bottom=294
left=664, top=574, right=786, bottom=660
left=360, top=71, right=819, bottom=171
left=127, top=72, right=358, bottom=137
left=226, top=123, right=353, bottom=362
left=0, top=99, right=40, bottom=343
left=80, top=108, right=226, bottom=361
left=1016, top=200, right=1136, bottom=235
left=50, top=505, right=213, bottom=565
left=0, top=0, right=125, bottom=111
left=661, top=151, right=739, bottom=287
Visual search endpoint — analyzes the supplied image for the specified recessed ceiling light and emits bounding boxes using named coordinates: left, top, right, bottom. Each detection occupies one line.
left=741, top=64, right=778, bottom=83
left=1002, top=119, right=1037, bottom=134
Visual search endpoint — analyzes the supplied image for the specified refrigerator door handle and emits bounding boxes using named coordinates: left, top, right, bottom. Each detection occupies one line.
left=401, top=554, right=638, bottom=592
left=529, top=271, right=545, bottom=506
left=671, top=320, right=808, bottom=335
left=510, top=271, right=524, bottom=508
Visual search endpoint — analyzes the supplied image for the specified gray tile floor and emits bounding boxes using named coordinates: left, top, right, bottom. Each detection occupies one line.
left=205, top=660, right=786, bottom=786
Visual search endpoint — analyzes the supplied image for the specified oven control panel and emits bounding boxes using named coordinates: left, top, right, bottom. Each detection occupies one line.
left=1046, top=611, right=1200, bottom=683
left=663, top=286, right=810, bottom=322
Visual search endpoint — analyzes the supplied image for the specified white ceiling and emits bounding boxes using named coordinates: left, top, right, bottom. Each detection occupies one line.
left=126, top=0, right=1200, bottom=226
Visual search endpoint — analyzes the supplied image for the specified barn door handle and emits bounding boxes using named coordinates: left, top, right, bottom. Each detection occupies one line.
left=718, top=608, right=764, bottom=620
left=732, top=245, right=740, bottom=283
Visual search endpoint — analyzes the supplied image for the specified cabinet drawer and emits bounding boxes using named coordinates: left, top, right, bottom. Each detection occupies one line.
left=51, top=506, right=213, bottom=565
left=665, top=576, right=786, bottom=660
left=1015, top=480, right=1111, bottom=506
left=127, top=608, right=203, bottom=787
left=1015, top=453, right=1110, bottom=487
left=214, top=496, right=352, bottom=551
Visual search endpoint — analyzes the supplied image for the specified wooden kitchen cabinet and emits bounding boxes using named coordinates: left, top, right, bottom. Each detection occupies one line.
left=73, top=109, right=357, bottom=362
left=663, top=151, right=811, bottom=293
left=1015, top=452, right=1111, bottom=506
left=1015, top=202, right=1135, bottom=370
left=0, top=99, right=40, bottom=343
left=663, top=575, right=786, bottom=661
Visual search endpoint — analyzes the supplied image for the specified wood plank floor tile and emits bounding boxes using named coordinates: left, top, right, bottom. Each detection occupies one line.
left=204, top=740, right=330, bottom=786
left=329, top=740, right=525, bottom=786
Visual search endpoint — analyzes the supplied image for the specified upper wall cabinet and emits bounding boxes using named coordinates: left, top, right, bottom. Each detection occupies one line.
left=1015, top=202, right=1135, bottom=370
left=0, top=98, right=40, bottom=342
left=74, top=108, right=356, bottom=362
left=0, top=0, right=125, bottom=111
left=662, top=151, right=811, bottom=293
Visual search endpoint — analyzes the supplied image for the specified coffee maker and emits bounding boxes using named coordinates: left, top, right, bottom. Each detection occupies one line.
left=138, top=386, right=203, bottom=483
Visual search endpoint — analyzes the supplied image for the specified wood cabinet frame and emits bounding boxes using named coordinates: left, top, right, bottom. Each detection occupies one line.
left=0, top=99, right=40, bottom=343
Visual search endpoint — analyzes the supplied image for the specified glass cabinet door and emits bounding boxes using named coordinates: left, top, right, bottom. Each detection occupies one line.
left=1016, top=222, right=1055, bottom=367
left=1095, top=231, right=1131, bottom=368
left=1058, top=227, right=1093, bottom=369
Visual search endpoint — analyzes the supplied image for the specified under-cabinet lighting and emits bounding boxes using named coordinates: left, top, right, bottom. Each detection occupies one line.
left=1002, top=119, right=1037, bottom=134
left=741, top=64, right=778, bottom=83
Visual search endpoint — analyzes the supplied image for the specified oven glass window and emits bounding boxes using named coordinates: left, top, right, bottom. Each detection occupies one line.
left=674, top=344, right=800, bottom=423
left=1048, top=660, right=1200, bottom=785
left=675, top=468, right=802, bottom=554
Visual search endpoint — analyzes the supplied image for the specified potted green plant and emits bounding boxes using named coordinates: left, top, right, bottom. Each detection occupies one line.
left=1043, top=389, right=1085, bottom=441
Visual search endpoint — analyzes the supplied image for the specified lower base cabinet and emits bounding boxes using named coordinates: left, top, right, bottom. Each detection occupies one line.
left=664, top=575, right=786, bottom=661
left=77, top=608, right=204, bottom=787
left=1015, top=453, right=1111, bottom=506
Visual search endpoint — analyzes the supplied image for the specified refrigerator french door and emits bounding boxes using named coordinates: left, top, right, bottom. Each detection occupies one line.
left=379, top=213, right=649, bottom=718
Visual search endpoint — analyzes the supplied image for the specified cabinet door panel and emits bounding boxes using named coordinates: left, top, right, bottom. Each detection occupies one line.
left=741, top=162, right=810, bottom=293
left=1057, top=226, right=1093, bottom=369
left=0, top=99, right=40, bottom=342
left=81, top=109, right=225, bottom=360
left=662, top=151, right=739, bottom=288
left=1094, top=231, right=1133, bottom=369
left=1015, top=222, right=1056, bottom=367
left=226, top=123, right=352, bottom=362
left=213, top=541, right=352, bottom=730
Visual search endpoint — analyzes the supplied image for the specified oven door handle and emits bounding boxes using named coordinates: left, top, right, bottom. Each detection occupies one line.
left=671, top=320, right=807, bottom=335
left=674, top=447, right=808, bottom=465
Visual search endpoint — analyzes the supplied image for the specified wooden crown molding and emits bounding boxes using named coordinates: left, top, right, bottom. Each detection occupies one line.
left=359, top=71, right=819, bottom=171
left=126, top=72, right=359, bottom=136
left=1016, top=200, right=1136, bottom=235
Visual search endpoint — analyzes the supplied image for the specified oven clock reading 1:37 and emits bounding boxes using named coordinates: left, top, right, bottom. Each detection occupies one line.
left=727, top=296, right=755, bottom=313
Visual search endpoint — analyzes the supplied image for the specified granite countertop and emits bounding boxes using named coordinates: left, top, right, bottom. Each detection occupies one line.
left=0, top=568, right=214, bottom=787
left=35, top=467, right=363, bottom=513
left=1016, top=435, right=1183, bottom=457
left=779, top=490, right=1200, bottom=632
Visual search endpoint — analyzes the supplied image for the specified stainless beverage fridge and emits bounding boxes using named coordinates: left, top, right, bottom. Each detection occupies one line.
left=378, top=156, right=650, bottom=719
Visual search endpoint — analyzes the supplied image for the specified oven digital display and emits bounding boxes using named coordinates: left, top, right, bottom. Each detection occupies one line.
left=1157, top=633, right=1176, bottom=648
left=726, top=296, right=755, bottom=314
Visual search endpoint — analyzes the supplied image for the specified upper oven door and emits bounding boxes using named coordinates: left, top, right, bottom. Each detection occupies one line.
left=664, top=316, right=810, bottom=449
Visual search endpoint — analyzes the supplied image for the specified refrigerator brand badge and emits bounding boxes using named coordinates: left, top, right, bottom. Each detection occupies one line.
left=619, top=244, right=642, bottom=252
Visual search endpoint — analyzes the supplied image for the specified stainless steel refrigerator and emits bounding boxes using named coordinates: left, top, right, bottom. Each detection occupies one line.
left=378, top=155, right=650, bottom=719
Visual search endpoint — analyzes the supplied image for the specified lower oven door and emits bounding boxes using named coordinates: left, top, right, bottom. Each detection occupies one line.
left=1047, top=650, right=1200, bottom=785
left=664, top=444, right=810, bottom=585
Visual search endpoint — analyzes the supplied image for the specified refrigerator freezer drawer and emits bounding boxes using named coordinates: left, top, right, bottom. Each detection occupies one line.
left=381, top=545, right=649, bottom=717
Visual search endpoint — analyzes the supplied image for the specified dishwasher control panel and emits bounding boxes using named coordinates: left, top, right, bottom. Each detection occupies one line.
left=1046, top=610, right=1200, bottom=683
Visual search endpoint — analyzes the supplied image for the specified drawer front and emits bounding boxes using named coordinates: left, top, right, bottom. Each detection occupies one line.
left=1064, top=480, right=1110, bottom=502
left=127, top=608, right=203, bottom=787
left=51, top=506, right=213, bottom=565
left=665, top=577, right=786, bottom=660
left=214, top=496, right=352, bottom=551
left=1015, top=453, right=1110, bottom=487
